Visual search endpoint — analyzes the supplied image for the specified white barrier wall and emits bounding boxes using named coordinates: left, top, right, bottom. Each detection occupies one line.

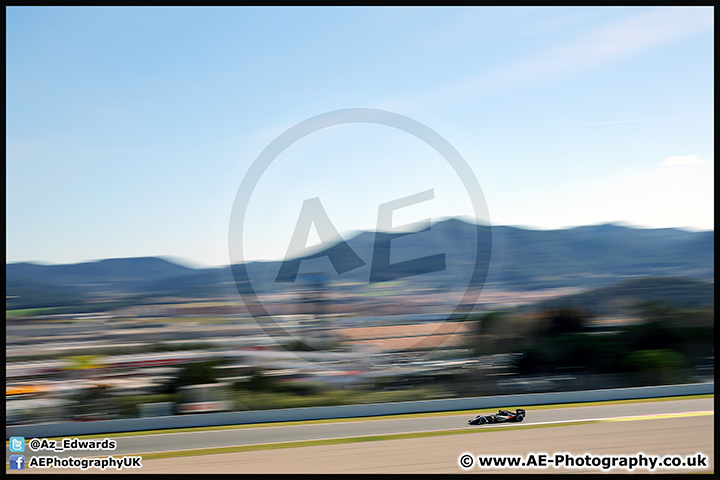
left=6, top=382, right=713, bottom=439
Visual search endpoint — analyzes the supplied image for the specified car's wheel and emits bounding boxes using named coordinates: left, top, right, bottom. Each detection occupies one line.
left=479, top=417, right=487, bottom=425
left=516, top=415, right=524, bottom=422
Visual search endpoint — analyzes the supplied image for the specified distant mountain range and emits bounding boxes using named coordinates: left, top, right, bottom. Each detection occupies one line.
left=6, top=219, right=714, bottom=312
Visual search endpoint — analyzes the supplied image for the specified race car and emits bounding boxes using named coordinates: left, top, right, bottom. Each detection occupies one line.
left=468, top=408, right=525, bottom=425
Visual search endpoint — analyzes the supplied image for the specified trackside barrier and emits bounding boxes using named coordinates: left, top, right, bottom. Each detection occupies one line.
left=6, top=381, right=713, bottom=439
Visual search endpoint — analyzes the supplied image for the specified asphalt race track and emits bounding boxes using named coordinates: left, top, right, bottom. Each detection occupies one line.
left=8, top=397, right=714, bottom=474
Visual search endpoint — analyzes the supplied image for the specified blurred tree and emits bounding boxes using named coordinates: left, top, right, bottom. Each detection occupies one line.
left=491, top=303, right=711, bottom=386
left=548, top=333, right=625, bottom=374
left=546, top=308, right=589, bottom=336
left=247, top=370, right=273, bottom=392
left=170, top=359, right=223, bottom=392
left=632, top=300, right=679, bottom=323
left=623, top=320, right=675, bottom=351
left=619, top=349, right=691, bottom=385
left=517, top=345, right=550, bottom=375
left=470, top=311, right=527, bottom=355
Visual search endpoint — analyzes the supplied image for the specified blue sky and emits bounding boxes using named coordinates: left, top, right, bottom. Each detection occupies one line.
left=6, top=6, right=714, bottom=267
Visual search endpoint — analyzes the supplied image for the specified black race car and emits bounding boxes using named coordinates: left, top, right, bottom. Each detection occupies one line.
left=468, top=408, right=526, bottom=425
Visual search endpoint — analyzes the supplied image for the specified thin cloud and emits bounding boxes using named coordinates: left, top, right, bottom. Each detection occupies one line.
left=380, top=7, right=713, bottom=114
left=660, top=155, right=704, bottom=166
left=571, top=114, right=712, bottom=127
left=504, top=7, right=713, bottom=81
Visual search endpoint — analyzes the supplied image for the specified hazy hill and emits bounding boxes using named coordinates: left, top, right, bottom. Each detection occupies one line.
left=6, top=257, right=222, bottom=310
left=484, top=223, right=713, bottom=289
left=6, top=220, right=714, bottom=310
left=6, top=257, right=195, bottom=294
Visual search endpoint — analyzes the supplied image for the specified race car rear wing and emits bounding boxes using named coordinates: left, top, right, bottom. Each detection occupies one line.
left=516, top=409, right=525, bottom=415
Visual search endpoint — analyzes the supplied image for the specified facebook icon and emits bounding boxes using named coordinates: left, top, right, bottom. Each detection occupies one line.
left=10, top=455, right=25, bottom=470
